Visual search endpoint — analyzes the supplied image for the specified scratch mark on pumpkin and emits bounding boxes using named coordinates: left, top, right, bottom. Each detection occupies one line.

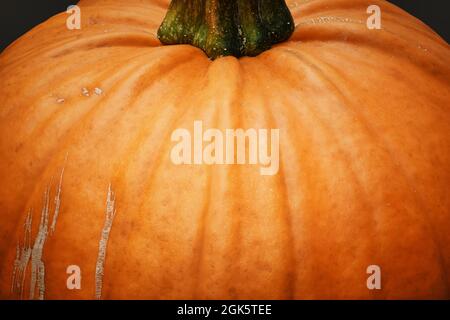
left=95, top=184, right=116, bottom=300
left=29, top=186, right=50, bottom=300
left=11, top=158, right=67, bottom=300
left=11, top=209, right=33, bottom=299
left=51, top=154, right=68, bottom=234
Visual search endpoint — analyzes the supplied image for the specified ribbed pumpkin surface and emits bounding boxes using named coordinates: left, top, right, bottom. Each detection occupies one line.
left=0, top=0, right=449, bottom=299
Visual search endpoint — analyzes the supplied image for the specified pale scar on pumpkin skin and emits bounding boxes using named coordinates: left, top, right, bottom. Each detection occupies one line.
left=11, top=209, right=32, bottom=299
left=95, top=184, right=116, bottom=300
left=11, top=157, right=67, bottom=300
left=81, top=87, right=104, bottom=98
left=29, top=185, right=51, bottom=300
left=297, top=16, right=364, bottom=26
left=51, top=155, right=67, bottom=235
left=55, top=87, right=103, bottom=104
left=82, top=87, right=90, bottom=97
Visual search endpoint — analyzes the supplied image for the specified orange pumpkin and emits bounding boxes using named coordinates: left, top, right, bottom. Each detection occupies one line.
left=0, top=0, right=449, bottom=299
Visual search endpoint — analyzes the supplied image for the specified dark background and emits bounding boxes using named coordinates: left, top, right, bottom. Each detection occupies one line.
left=0, top=0, right=449, bottom=52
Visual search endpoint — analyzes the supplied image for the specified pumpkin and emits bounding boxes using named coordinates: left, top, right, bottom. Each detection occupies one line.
left=0, top=0, right=449, bottom=300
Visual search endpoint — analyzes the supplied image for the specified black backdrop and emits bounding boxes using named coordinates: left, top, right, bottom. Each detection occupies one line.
left=0, top=0, right=449, bottom=52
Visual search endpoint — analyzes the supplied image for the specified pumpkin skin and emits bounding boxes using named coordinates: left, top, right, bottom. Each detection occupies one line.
left=0, top=0, right=449, bottom=299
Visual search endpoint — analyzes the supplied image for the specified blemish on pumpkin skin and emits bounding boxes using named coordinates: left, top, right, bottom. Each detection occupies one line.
left=81, top=87, right=103, bottom=97
left=95, top=184, right=117, bottom=300
left=418, top=45, right=429, bottom=53
left=11, top=210, right=33, bottom=298
left=82, top=87, right=90, bottom=97
left=51, top=154, right=67, bottom=234
left=94, top=87, right=103, bottom=96
left=11, top=160, right=67, bottom=300
left=298, top=16, right=363, bottom=26
left=29, top=186, right=51, bottom=300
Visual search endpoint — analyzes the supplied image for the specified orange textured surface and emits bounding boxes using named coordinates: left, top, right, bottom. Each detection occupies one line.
left=0, top=0, right=449, bottom=299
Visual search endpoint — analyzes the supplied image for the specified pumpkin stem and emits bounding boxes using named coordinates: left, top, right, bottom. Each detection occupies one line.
left=157, top=0, right=295, bottom=59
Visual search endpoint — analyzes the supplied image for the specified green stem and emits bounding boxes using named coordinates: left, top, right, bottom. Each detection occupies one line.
left=158, top=0, right=295, bottom=59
